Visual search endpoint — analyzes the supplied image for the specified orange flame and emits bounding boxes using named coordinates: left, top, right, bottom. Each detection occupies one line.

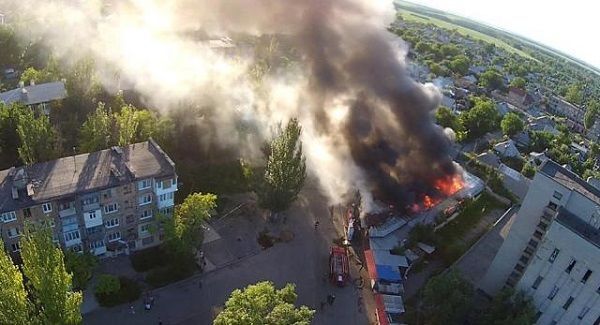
left=434, top=173, right=464, bottom=197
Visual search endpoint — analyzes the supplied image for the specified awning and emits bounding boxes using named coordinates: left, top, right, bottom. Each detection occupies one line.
left=376, top=265, right=402, bottom=282
left=374, top=294, right=390, bottom=325
left=365, top=250, right=378, bottom=280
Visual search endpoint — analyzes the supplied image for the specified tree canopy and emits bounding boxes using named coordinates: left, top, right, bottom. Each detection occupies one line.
left=564, top=83, right=583, bottom=105
left=214, top=281, right=314, bottom=325
left=20, top=225, right=82, bottom=324
left=449, top=55, right=470, bottom=75
left=258, top=118, right=306, bottom=212
left=0, top=239, right=31, bottom=324
left=459, top=96, right=500, bottom=140
left=584, top=99, right=599, bottom=130
left=435, top=106, right=459, bottom=130
left=422, top=270, right=474, bottom=325
left=476, top=289, right=536, bottom=325
left=509, top=77, right=526, bottom=89
left=17, top=109, right=60, bottom=164
left=479, top=69, right=504, bottom=91
left=500, top=112, right=524, bottom=137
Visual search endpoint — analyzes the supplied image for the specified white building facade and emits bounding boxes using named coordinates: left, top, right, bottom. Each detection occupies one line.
left=479, top=160, right=600, bottom=324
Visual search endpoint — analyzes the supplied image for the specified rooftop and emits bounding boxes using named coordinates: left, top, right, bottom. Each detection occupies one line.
left=0, top=81, right=67, bottom=106
left=555, top=207, right=600, bottom=249
left=0, top=140, right=176, bottom=213
left=540, top=160, right=600, bottom=204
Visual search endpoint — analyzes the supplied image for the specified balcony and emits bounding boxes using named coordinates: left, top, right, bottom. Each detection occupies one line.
left=59, top=207, right=77, bottom=218
left=83, top=209, right=103, bottom=229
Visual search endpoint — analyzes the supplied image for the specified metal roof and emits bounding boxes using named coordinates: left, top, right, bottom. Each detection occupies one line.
left=0, top=81, right=67, bottom=106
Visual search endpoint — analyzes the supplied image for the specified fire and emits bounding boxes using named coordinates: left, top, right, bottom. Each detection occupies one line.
left=423, top=195, right=436, bottom=209
left=434, top=173, right=464, bottom=197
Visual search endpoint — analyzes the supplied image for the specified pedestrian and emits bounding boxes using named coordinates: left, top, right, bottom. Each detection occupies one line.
left=314, top=220, right=320, bottom=230
left=327, top=294, right=333, bottom=305
left=330, top=294, right=336, bottom=304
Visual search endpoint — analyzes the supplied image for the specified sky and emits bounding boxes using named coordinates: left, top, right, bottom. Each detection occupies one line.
left=405, top=0, right=600, bottom=69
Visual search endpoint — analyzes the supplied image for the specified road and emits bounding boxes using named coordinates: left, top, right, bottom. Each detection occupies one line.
left=83, top=186, right=371, bottom=325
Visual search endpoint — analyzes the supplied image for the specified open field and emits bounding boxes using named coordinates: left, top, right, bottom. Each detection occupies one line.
left=397, top=11, right=533, bottom=60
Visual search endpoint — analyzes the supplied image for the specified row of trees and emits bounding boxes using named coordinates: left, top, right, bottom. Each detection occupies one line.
left=0, top=226, right=82, bottom=325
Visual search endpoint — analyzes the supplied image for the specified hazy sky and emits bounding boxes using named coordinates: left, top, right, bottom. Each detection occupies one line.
left=405, top=0, right=600, bottom=69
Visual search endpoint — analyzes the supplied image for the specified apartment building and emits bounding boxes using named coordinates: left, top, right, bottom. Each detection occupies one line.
left=546, top=95, right=585, bottom=133
left=0, top=139, right=178, bottom=258
left=479, top=160, right=600, bottom=324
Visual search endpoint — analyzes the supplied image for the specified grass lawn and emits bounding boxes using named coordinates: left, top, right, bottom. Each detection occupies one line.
left=398, top=11, right=533, bottom=60
left=437, top=191, right=506, bottom=242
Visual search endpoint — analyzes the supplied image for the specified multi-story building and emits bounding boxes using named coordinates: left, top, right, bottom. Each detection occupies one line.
left=0, top=139, right=178, bottom=258
left=479, top=160, right=600, bottom=324
left=546, top=95, right=585, bottom=133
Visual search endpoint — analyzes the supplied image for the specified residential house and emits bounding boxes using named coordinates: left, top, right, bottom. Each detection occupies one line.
left=479, top=160, right=600, bottom=324
left=0, top=140, right=178, bottom=257
left=493, top=139, right=520, bottom=158
left=546, top=95, right=585, bottom=133
left=528, top=116, right=559, bottom=135
left=0, top=81, right=67, bottom=115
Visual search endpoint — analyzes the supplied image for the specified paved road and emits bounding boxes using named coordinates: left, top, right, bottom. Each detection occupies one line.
left=84, top=187, right=370, bottom=325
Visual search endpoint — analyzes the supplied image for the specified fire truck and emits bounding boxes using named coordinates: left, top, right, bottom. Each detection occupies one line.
left=329, top=246, right=350, bottom=287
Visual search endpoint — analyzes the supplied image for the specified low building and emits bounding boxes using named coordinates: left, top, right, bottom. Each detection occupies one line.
left=0, top=81, right=67, bottom=114
left=478, top=160, right=600, bottom=324
left=0, top=140, right=178, bottom=257
left=493, top=139, right=520, bottom=158
left=528, top=116, right=559, bottom=135
left=507, top=87, right=534, bottom=109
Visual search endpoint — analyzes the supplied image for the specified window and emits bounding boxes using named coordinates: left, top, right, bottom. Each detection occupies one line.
left=107, top=231, right=121, bottom=242
left=89, top=240, right=105, bottom=249
left=1, top=211, right=17, bottom=222
left=563, top=296, right=574, bottom=310
left=138, top=194, right=152, bottom=206
left=160, top=207, right=173, bottom=215
left=81, top=196, right=99, bottom=206
left=159, top=192, right=174, bottom=201
left=548, top=286, right=559, bottom=300
left=104, top=218, right=119, bottom=228
left=528, top=239, right=538, bottom=249
left=549, top=248, right=560, bottom=263
left=104, top=203, right=118, bottom=214
left=42, top=202, right=52, bottom=213
left=59, top=201, right=75, bottom=211
left=582, top=270, right=593, bottom=283
left=140, top=210, right=152, bottom=220
left=7, top=227, right=20, bottom=238
left=64, top=230, right=80, bottom=242
left=566, top=259, right=577, bottom=274
left=87, top=226, right=102, bottom=235
left=532, top=276, right=543, bottom=289
left=138, top=179, right=152, bottom=190
left=515, top=264, right=525, bottom=272
left=11, top=242, right=20, bottom=252
left=140, top=223, right=151, bottom=234
left=533, top=230, right=543, bottom=240
left=579, top=307, right=590, bottom=320
left=548, top=202, right=558, bottom=211
left=103, top=189, right=113, bottom=199
left=85, top=210, right=98, bottom=219
left=553, top=191, right=563, bottom=200
left=123, top=185, right=132, bottom=194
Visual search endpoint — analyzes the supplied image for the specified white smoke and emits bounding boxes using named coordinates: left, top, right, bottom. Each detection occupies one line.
left=6, top=0, right=447, bottom=211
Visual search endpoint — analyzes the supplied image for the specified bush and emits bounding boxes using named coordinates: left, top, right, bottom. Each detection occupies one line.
left=130, top=246, right=168, bottom=272
left=95, top=276, right=141, bottom=307
left=146, top=264, right=194, bottom=288
left=64, top=251, right=98, bottom=290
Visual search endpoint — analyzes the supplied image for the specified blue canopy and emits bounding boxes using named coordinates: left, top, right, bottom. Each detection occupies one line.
left=376, top=264, right=402, bottom=282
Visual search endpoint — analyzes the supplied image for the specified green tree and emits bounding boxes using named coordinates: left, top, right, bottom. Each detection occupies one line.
left=501, top=112, right=524, bottom=137
left=509, top=77, right=526, bottom=89
left=20, top=67, right=56, bottom=85
left=163, top=193, right=217, bottom=267
left=436, top=106, right=459, bottom=130
left=449, top=55, right=470, bottom=75
left=17, top=109, right=60, bottom=164
left=529, top=131, right=554, bottom=152
left=0, top=239, right=33, bottom=324
left=258, top=118, right=306, bottom=212
left=116, top=105, right=139, bottom=146
left=214, top=281, right=314, bottom=325
left=584, top=99, right=599, bottom=130
left=20, top=226, right=82, bottom=325
left=428, top=62, right=448, bottom=77
left=79, top=102, right=115, bottom=152
left=564, top=83, right=583, bottom=105
left=0, top=25, right=21, bottom=69
left=459, top=96, right=500, bottom=140
left=479, top=69, right=504, bottom=90
left=521, top=162, right=535, bottom=179
left=476, top=289, right=536, bottom=325
left=64, top=251, right=98, bottom=290
left=440, top=44, right=461, bottom=58
left=94, top=274, right=120, bottom=296
left=0, top=102, right=25, bottom=168
left=422, top=270, right=474, bottom=325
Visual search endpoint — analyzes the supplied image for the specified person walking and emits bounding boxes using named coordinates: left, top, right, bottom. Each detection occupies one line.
left=314, top=220, right=320, bottom=230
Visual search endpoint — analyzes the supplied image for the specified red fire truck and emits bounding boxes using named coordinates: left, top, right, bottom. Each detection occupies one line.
left=329, top=246, right=350, bottom=287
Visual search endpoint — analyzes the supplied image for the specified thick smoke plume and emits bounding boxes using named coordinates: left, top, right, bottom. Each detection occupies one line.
left=5, top=0, right=455, bottom=211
